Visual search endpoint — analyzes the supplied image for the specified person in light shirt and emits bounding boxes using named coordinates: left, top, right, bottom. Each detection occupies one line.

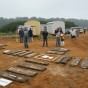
left=70, top=29, right=77, bottom=40
left=56, top=28, right=61, bottom=47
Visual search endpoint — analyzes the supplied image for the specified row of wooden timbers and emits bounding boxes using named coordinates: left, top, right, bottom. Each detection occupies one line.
left=0, top=48, right=88, bottom=83
left=0, top=44, right=7, bottom=50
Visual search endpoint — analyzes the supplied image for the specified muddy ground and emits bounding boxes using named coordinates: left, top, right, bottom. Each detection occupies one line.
left=0, top=32, right=88, bottom=88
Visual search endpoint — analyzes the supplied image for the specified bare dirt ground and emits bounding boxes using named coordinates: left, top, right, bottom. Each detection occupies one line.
left=0, top=32, right=88, bottom=88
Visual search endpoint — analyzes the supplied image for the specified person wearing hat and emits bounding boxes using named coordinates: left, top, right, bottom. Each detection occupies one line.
left=42, top=26, right=48, bottom=47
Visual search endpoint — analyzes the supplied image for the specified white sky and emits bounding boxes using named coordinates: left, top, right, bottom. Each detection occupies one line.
left=0, top=0, right=88, bottom=19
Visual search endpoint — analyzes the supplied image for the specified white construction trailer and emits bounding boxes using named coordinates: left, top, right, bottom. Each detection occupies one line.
left=40, top=24, right=47, bottom=31
left=47, top=21, right=65, bottom=34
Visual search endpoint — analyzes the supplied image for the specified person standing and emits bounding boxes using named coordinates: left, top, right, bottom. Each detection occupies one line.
left=70, top=29, right=77, bottom=40
left=23, top=27, right=28, bottom=48
left=19, top=28, right=24, bottom=43
left=28, top=27, right=33, bottom=43
left=83, top=28, right=86, bottom=34
left=60, top=33, right=65, bottom=47
left=56, top=28, right=61, bottom=47
left=55, top=29, right=58, bottom=46
left=76, top=29, right=80, bottom=37
left=42, top=26, right=48, bottom=47
left=59, top=27, right=63, bottom=34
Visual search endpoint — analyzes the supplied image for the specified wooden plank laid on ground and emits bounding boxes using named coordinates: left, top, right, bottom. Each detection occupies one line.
left=3, top=50, right=22, bottom=55
left=18, top=51, right=33, bottom=57
left=7, top=67, right=37, bottom=77
left=55, top=56, right=66, bottom=63
left=70, top=58, right=81, bottom=67
left=60, top=56, right=72, bottom=64
left=0, top=46, right=5, bottom=49
left=34, top=54, right=44, bottom=59
left=25, top=53, right=38, bottom=58
left=47, top=51, right=65, bottom=55
left=25, top=59, right=49, bottom=66
left=18, top=64, right=46, bottom=71
left=51, top=48, right=69, bottom=52
left=12, top=51, right=26, bottom=56
left=0, top=71, right=28, bottom=83
left=0, top=44, right=7, bottom=47
left=52, top=55, right=61, bottom=61
left=80, top=58, right=88, bottom=69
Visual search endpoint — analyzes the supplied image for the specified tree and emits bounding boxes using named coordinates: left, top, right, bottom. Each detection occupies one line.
left=0, top=21, right=26, bottom=33
left=65, top=21, right=78, bottom=28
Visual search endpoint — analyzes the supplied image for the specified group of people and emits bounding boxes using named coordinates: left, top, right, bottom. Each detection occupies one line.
left=19, top=26, right=87, bottom=48
left=18, top=26, right=65, bottom=48
left=41, top=27, right=65, bottom=47
left=19, top=27, right=33, bottom=48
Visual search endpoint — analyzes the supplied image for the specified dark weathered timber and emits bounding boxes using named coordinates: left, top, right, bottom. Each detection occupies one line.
left=12, top=51, right=26, bottom=56
left=3, top=50, right=22, bottom=55
left=25, top=59, right=49, bottom=66
left=0, top=44, right=7, bottom=46
left=55, top=56, right=66, bottom=63
left=0, top=71, right=28, bottom=83
left=0, top=46, right=5, bottom=49
left=7, top=67, right=37, bottom=77
left=60, top=56, right=72, bottom=64
left=25, top=53, right=38, bottom=58
left=18, top=51, right=33, bottom=57
left=47, top=51, right=65, bottom=55
left=80, top=58, right=88, bottom=69
left=71, top=58, right=81, bottom=67
left=51, top=48, right=69, bottom=52
left=18, top=64, right=46, bottom=71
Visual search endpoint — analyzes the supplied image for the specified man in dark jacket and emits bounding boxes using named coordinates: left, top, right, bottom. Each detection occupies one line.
left=42, top=26, right=48, bottom=47
left=28, top=28, right=33, bottom=43
left=19, top=28, right=24, bottom=43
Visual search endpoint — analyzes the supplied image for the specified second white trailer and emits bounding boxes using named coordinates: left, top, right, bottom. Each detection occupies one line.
left=47, top=21, right=65, bottom=34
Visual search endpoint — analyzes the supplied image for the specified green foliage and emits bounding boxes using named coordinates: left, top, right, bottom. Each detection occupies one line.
left=0, top=21, right=25, bottom=33
left=39, top=20, right=49, bottom=24
left=0, top=19, right=78, bottom=33
left=65, top=21, right=78, bottom=28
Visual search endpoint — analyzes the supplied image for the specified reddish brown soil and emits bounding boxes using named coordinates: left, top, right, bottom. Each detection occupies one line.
left=0, top=32, right=88, bottom=88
